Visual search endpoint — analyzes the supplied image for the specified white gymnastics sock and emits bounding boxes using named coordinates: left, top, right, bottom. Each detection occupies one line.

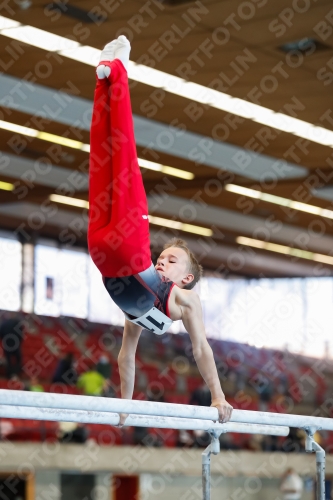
left=96, top=39, right=117, bottom=79
left=114, top=35, right=131, bottom=72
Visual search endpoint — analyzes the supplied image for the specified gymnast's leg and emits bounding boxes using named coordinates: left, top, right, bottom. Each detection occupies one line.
left=88, top=37, right=152, bottom=277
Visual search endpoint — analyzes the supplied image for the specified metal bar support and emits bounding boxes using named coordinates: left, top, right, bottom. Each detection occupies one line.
left=304, top=427, right=325, bottom=500
left=202, top=431, right=221, bottom=500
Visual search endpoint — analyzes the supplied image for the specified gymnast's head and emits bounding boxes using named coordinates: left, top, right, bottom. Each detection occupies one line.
left=155, top=238, right=203, bottom=289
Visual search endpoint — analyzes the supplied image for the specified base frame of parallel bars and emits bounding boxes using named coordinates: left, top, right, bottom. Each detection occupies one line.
left=304, top=426, right=325, bottom=500
left=202, top=426, right=327, bottom=500
left=202, top=431, right=222, bottom=500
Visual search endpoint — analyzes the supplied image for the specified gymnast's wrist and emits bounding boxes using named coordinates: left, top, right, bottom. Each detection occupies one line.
left=211, top=394, right=226, bottom=405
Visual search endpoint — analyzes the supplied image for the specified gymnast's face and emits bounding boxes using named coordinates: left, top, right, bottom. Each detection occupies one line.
left=155, top=247, right=194, bottom=288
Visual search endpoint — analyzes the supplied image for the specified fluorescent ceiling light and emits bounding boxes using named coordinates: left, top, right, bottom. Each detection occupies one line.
left=0, top=17, right=20, bottom=29
left=81, top=144, right=90, bottom=153
left=149, top=215, right=212, bottom=236
left=237, top=236, right=333, bottom=266
left=162, top=166, right=193, bottom=179
left=1, top=25, right=79, bottom=51
left=0, top=120, right=194, bottom=180
left=138, top=158, right=163, bottom=171
left=138, top=158, right=194, bottom=180
left=59, top=46, right=100, bottom=66
left=0, top=180, right=14, bottom=191
left=225, top=183, right=333, bottom=219
left=48, top=195, right=211, bottom=235
left=38, top=132, right=83, bottom=150
left=49, top=194, right=89, bottom=209
left=0, top=119, right=86, bottom=150
left=0, top=120, right=37, bottom=137
left=0, top=15, right=332, bottom=148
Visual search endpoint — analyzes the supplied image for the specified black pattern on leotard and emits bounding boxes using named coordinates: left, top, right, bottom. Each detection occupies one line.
left=103, top=263, right=176, bottom=319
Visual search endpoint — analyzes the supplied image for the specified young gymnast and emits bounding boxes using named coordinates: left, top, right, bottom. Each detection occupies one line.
left=88, top=36, right=233, bottom=426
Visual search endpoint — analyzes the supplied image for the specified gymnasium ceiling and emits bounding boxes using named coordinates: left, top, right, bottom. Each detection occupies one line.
left=0, top=0, right=333, bottom=277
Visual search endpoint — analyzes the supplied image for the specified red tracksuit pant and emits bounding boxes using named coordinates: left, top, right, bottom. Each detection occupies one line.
left=88, top=59, right=152, bottom=277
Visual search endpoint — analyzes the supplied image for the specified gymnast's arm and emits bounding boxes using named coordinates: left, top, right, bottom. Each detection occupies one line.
left=117, top=319, right=142, bottom=422
left=180, top=291, right=233, bottom=423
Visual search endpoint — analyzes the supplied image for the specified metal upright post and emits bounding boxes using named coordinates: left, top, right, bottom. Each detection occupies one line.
left=202, top=431, right=221, bottom=500
left=202, top=444, right=211, bottom=500
left=305, top=427, right=325, bottom=500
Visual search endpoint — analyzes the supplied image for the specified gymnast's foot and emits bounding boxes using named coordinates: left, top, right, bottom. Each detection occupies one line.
left=96, top=39, right=117, bottom=79
left=114, top=35, right=131, bottom=72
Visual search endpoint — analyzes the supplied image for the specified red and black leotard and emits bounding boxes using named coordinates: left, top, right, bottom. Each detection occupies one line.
left=103, top=267, right=176, bottom=320
left=87, top=58, right=175, bottom=332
